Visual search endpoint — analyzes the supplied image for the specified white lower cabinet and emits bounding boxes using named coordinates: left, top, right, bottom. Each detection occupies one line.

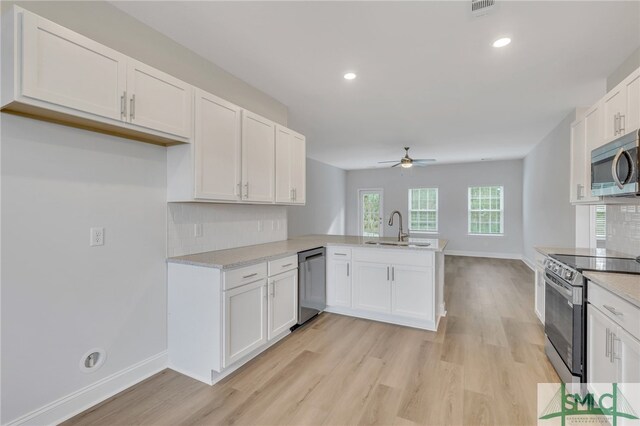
left=587, top=280, right=640, bottom=398
left=327, top=258, right=351, bottom=308
left=168, top=259, right=297, bottom=386
left=392, top=265, right=433, bottom=320
left=268, top=269, right=298, bottom=340
left=224, top=279, right=268, bottom=368
left=353, top=262, right=392, bottom=313
left=327, top=247, right=441, bottom=330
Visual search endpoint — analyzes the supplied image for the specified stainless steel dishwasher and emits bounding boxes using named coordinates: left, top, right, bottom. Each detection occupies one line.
left=297, top=247, right=326, bottom=325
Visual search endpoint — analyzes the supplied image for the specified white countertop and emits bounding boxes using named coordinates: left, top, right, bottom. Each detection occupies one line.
left=584, top=271, right=640, bottom=308
left=167, top=234, right=448, bottom=269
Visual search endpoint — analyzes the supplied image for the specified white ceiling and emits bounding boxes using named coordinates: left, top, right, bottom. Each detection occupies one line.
left=113, top=1, right=640, bottom=170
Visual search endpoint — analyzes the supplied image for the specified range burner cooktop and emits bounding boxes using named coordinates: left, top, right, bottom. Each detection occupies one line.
left=550, top=254, right=640, bottom=275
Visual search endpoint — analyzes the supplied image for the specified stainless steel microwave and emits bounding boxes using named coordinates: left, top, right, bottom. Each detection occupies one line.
left=591, top=129, right=639, bottom=197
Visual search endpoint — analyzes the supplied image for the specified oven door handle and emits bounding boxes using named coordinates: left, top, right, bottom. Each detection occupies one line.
left=545, top=277, right=572, bottom=301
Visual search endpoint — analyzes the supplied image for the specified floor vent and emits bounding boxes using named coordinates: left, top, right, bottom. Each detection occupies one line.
left=471, top=0, right=496, bottom=16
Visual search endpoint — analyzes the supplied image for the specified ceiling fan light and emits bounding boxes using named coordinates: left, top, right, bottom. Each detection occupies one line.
left=401, top=163, right=412, bottom=168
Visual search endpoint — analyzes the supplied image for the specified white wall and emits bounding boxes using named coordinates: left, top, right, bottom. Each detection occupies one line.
left=1, top=115, right=168, bottom=424
left=168, top=204, right=287, bottom=257
left=287, top=158, right=346, bottom=237
left=522, top=111, right=577, bottom=265
left=345, top=160, right=524, bottom=257
left=0, top=1, right=289, bottom=424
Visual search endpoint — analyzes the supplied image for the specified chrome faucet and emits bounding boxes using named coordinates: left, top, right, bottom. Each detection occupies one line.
left=388, top=210, right=409, bottom=242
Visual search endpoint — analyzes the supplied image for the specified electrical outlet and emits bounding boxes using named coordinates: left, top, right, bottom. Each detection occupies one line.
left=194, top=223, right=203, bottom=238
left=90, top=227, right=104, bottom=246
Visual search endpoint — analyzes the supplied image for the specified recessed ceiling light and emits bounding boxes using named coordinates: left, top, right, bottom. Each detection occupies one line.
left=344, top=72, right=357, bottom=80
left=492, top=37, right=511, bottom=48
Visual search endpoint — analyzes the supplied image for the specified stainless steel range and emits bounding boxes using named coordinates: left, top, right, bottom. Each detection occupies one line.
left=543, top=253, right=640, bottom=384
left=543, top=257, right=584, bottom=383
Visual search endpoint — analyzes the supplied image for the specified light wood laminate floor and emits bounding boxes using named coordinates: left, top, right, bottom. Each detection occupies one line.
left=65, top=256, right=559, bottom=425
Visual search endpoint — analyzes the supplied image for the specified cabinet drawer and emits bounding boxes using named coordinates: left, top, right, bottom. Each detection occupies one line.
left=353, top=248, right=433, bottom=267
left=589, top=282, right=640, bottom=339
left=223, top=262, right=267, bottom=290
left=328, top=247, right=352, bottom=260
left=268, top=255, right=298, bottom=276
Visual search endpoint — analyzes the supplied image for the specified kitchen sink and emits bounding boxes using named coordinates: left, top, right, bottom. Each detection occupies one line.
left=364, top=241, right=431, bottom=248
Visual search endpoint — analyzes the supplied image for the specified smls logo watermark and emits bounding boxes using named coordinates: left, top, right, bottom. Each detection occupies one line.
left=538, top=383, right=640, bottom=426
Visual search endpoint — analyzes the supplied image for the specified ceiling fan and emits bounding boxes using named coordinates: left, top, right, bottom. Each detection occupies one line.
left=378, top=147, right=436, bottom=168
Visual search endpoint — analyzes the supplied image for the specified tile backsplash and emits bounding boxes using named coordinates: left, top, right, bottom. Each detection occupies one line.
left=606, top=204, right=640, bottom=257
left=167, top=203, right=287, bottom=257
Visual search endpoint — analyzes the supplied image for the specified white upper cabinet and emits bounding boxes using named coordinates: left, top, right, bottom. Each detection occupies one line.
left=19, top=10, right=127, bottom=121
left=126, top=60, right=192, bottom=138
left=241, top=111, right=276, bottom=203
left=623, top=68, right=640, bottom=134
left=194, top=90, right=242, bottom=201
left=275, top=125, right=306, bottom=205
left=570, top=114, right=589, bottom=203
left=1, top=6, right=192, bottom=145
left=603, top=67, right=640, bottom=143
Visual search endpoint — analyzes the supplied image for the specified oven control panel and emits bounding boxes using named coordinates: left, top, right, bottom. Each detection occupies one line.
left=544, top=257, right=581, bottom=286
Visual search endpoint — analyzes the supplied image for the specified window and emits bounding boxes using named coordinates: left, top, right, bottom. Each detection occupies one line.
left=468, top=186, right=504, bottom=235
left=408, top=188, right=438, bottom=233
left=359, top=189, right=383, bottom=237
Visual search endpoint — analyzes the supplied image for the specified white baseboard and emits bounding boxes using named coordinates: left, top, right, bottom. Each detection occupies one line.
left=444, top=250, right=523, bottom=260
left=5, top=351, right=168, bottom=426
left=522, top=256, right=536, bottom=271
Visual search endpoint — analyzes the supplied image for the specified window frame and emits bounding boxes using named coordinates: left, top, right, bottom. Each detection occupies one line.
left=467, top=186, right=504, bottom=236
left=407, top=187, right=439, bottom=234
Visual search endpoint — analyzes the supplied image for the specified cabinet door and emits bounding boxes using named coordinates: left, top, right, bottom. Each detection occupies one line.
left=327, top=259, right=351, bottom=308
left=194, top=90, right=241, bottom=201
left=290, top=133, right=306, bottom=204
left=587, top=305, right=618, bottom=393
left=20, top=10, right=127, bottom=121
left=241, top=111, right=275, bottom=203
left=268, top=270, right=298, bottom=340
left=583, top=103, right=602, bottom=202
left=535, top=268, right=545, bottom=324
left=570, top=117, right=587, bottom=203
left=616, top=325, right=640, bottom=384
left=603, top=85, right=626, bottom=142
left=275, top=126, right=293, bottom=203
left=622, top=68, right=640, bottom=135
left=391, top=265, right=433, bottom=321
left=353, top=262, right=391, bottom=313
left=224, top=280, right=267, bottom=368
left=127, top=59, right=192, bottom=138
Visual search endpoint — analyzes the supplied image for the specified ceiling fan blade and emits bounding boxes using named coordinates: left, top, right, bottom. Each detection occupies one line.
left=413, top=159, right=436, bottom=162
left=390, top=163, right=401, bottom=168
left=378, top=160, right=401, bottom=163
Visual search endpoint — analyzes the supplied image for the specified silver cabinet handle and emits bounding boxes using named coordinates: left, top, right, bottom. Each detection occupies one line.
left=620, top=114, right=625, bottom=134
left=606, top=328, right=611, bottom=359
left=242, top=272, right=258, bottom=279
left=603, top=304, right=623, bottom=316
left=281, top=263, right=293, bottom=268
left=272, top=281, right=276, bottom=298
left=612, top=333, right=621, bottom=361
left=577, top=184, right=583, bottom=200
left=243, top=182, right=249, bottom=199
left=392, top=266, right=395, bottom=281
left=294, top=188, right=297, bottom=201
left=334, top=253, right=347, bottom=256
left=290, top=189, right=294, bottom=201
left=387, top=266, right=390, bottom=281
left=347, top=263, right=350, bottom=277
left=120, top=91, right=127, bottom=118
left=236, top=183, right=241, bottom=197
left=130, top=94, right=136, bottom=120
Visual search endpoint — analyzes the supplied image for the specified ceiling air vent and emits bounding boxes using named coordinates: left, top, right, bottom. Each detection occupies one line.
left=471, top=0, right=496, bottom=16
